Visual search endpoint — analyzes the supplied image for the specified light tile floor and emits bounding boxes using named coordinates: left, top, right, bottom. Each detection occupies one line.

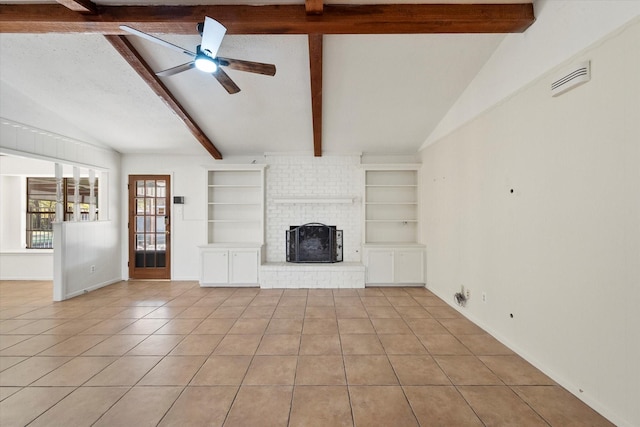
left=0, top=281, right=613, bottom=426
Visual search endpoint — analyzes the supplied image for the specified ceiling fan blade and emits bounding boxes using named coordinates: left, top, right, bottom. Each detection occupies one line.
left=156, top=62, right=195, bottom=77
left=120, top=25, right=196, bottom=57
left=217, top=57, right=277, bottom=76
left=213, top=68, right=241, bottom=94
left=201, top=17, right=226, bottom=58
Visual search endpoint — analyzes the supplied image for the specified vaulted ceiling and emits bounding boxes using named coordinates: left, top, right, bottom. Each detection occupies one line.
left=0, top=1, right=535, bottom=159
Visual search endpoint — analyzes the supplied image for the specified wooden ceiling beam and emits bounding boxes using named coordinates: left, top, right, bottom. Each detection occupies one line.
left=0, top=4, right=535, bottom=34
left=55, top=0, right=98, bottom=15
left=308, top=34, right=323, bottom=157
left=306, top=0, right=324, bottom=15
left=105, top=35, right=223, bottom=159
left=306, top=1, right=324, bottom=156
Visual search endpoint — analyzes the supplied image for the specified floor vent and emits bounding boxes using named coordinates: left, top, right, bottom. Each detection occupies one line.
left=551, top=61, right=590, bottom=97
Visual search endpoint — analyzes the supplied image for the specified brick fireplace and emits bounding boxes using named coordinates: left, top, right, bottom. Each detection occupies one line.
left=260, top=154, right=365, bottom=288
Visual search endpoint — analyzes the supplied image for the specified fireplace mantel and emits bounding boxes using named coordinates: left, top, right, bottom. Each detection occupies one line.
left=273, top=197, right=355, bottom=204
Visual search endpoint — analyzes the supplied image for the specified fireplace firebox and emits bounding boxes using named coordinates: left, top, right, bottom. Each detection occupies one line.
left=286, top=223, right=343, bottom=263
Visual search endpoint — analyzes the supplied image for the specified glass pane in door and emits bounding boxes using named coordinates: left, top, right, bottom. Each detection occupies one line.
left=130, top=177, right=169, bottom=275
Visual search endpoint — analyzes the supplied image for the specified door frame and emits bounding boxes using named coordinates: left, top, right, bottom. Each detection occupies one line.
left=128, top=174, right=171, bottom=280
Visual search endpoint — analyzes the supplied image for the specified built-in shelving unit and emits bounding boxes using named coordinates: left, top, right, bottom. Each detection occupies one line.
left=363, top=165, right=424, bottom=285
left=207, top=166, right=265, bottom=244
left=364, top=165, right=420, bottom=244
left=201, top=166, right=265, bottom=287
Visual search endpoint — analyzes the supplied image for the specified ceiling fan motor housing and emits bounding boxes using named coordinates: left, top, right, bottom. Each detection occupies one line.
left=194, top=45, right=218, bottom=73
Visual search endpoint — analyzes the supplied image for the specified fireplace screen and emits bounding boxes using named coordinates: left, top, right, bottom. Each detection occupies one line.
left=286, top=223, right=343, bottom=263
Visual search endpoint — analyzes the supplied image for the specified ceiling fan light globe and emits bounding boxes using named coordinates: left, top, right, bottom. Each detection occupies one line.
left=195, top=56, right=217, bottom=73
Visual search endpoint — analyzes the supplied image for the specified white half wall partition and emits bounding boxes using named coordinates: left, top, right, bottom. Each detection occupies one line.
left=53, top=221, right=119, bottom=301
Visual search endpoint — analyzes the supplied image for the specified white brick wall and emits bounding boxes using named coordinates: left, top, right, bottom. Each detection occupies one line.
left=265, top=154, right=363, bottom=263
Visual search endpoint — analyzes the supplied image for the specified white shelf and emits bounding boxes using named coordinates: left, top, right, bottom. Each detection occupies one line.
left=208, top=202, right=261, bottom=205
left=365, top=220, right=418, bottom=223
left=365, top=185, right=418, bottom=188
left=207, top=169, right=264, bottom=244
left=364, top=242, right=425, bottom=248
left=208, top=185, right=261, bottom=188
left=208, top=220, right=262, bottom=223
left=199, top=243, right=262, bottom=249
left=364, top=167, right=420, bottom=245
left=366, top=202, right=417, bottom=205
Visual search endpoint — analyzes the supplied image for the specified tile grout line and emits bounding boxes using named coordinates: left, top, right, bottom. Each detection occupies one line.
left=283, top=289, right=307, bottom=427
left=336, top=289, right=356, bottom=427
left=389, top=291, right=433, bottom=427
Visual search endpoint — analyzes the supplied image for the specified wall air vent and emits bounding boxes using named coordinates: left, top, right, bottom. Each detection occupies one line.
left=551, top=61, right=591, bottom=97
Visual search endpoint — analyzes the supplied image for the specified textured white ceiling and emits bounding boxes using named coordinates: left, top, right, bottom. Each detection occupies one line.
left=0, top=1, right=510, bottom=157
left=322, top=34, right=503, bottom=154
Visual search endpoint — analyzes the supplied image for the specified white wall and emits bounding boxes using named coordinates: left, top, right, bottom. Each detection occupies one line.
left=423, top=0, right=640, bottom=147
left=420, top=18, right=640, bottom=427
left=0, top=175, right=25, bottom=251
left=0, top=252, right=53, bottom=280
left=121, top=154, right=221, bottom=280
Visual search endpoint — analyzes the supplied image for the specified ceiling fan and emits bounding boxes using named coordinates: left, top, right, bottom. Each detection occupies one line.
left=120, top=17, right=276, bottom=94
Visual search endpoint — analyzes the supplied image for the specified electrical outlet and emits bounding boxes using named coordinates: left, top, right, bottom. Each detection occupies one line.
left=90, top=265, right=96, bottom=274
left=465, top=288, right=471, bottom=299
left=482, top=292, right=487, bottom=302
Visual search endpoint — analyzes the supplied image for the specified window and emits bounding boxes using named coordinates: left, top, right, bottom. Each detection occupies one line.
left=26, top=177, right=98, bottom=249
left=64, top=178, right=97, bottom=221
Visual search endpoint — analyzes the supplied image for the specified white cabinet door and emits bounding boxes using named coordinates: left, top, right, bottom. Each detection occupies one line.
left=366, top=250, right=394, bottom=284
left=229, top=250, right=259, bottom=284
left=394, top=250, right=424, bottom=283
left=201, top=250, right=228, bottom=284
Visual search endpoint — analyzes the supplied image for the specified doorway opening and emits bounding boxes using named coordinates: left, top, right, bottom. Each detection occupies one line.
left=128, top=175, right=171, bottom=279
